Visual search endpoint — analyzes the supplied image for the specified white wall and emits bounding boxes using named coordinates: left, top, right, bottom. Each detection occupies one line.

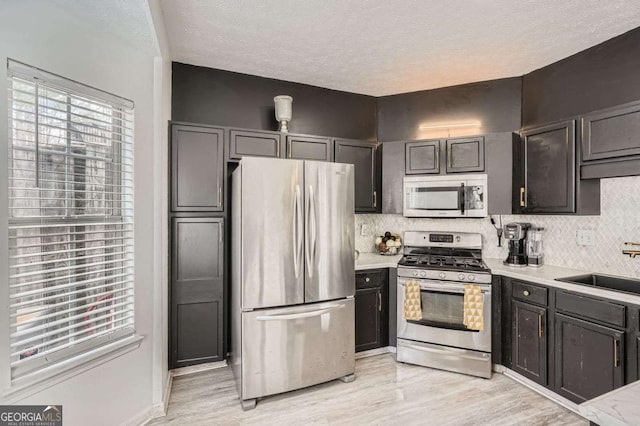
left=357, top=176, right=640, bottom=279
left=0, top=2, right=165, bottom=424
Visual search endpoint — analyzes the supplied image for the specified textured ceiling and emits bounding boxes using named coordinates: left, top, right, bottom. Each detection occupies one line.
left=160, top=0, right=640, bottom=96
left=50, top=0, right=159, bottom=55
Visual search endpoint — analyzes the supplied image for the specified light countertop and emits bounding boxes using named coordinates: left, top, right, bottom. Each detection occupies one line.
left=578, top=380, right=640, bottom=426
left=485, top=258, right=640, bottom=306
left=355, top=252, right=402, bottom=270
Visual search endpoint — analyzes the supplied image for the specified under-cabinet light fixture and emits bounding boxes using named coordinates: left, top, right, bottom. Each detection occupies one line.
left=419, top=121, right=481, bottom=130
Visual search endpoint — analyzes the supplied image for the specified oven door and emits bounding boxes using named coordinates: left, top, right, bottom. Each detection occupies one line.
left=397, top=278, right=491, bottom=352
left=403, top=178, right=465, bottom=217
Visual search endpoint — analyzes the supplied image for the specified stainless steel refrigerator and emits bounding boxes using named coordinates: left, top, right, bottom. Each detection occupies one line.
left=231, top=157, right=355, bottom=410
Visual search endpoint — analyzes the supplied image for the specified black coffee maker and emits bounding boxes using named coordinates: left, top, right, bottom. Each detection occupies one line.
left=503, top=222, right=531, bottom=267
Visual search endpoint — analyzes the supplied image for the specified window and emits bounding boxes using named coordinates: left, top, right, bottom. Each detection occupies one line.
left=7, top=60, right=135, bottom=382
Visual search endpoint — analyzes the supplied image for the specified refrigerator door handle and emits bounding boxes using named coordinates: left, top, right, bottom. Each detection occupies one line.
left=293, top=185, right=302, bottom=279
left=306, top=184, right=317, bottom=278
left=255, top=304, right=343, bottom=321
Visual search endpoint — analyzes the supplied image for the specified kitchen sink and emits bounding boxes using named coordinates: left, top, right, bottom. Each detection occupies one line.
left=555, top=274, right=640, bottom=296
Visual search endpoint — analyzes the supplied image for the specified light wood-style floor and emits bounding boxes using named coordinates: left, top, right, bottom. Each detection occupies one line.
left=151, top=354, right=587, bottom=425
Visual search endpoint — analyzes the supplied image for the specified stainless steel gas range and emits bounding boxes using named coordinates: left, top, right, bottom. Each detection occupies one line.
left=396, top=231, right=492, bottom=379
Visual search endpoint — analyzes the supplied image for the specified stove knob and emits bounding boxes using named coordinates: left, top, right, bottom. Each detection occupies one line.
left=420, top=271, right=427, bottom=278
left=438, top=272, right=446, bottom=279
left=412, top=270, right=419, bottom=277
left=468, top=274, right=476, bottom=281
left=458, top=274, right=465, bottom=280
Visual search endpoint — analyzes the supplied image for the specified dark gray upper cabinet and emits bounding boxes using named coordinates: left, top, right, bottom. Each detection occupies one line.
left=285, top=134, right=332, bottom=161
left=512, top=300, right=548, bottom=386
left=229, top=128, right=282, bottom=160
left=171, top=217, right=224, bottom=368
left=446, top=136, right=485, bottom=173
left=516, top=120, right=600, bottom=215
left=405, top=139, right=440, bottom=174
left=554, top=313, right=624, bottom=403
left=381, top=141, right=404, bottom=214
left=580, top=100, right=640, bottom=179
left=171, top=124, right=224, bottom=212
left=520, top=120, right=576, bottom=214
left=334, top=139, right=379, bottom=212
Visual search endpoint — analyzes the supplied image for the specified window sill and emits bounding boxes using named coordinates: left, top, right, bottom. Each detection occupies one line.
left=3, top=335, right=144, bottom=403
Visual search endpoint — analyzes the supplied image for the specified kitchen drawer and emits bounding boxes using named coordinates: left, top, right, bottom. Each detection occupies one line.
left=556, top=291, right=626, bottom=329
left=356, top=269, right=385, bottom=289
left=512, top=280, right=548, bottom=306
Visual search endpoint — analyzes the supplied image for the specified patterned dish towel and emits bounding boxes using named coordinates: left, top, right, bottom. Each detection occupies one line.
left=404, top=280, right=423, bottom=320
left=463, top=285, right=484, bottom=331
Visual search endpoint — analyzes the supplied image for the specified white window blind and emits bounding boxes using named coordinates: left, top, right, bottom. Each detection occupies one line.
left=7, top=60, right=135, bottom=381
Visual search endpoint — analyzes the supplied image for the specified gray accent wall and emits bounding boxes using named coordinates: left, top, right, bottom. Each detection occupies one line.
left=523, top=27, right=640, bottom=127
left=376, top=77, right=522, bottom=142
left=172, top=63, right=377, bottom=140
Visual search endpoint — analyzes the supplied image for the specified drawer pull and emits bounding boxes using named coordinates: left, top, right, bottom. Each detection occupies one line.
left=365, top=277, right=370, bottom=283
left=523, top=290, right=530, bottom=296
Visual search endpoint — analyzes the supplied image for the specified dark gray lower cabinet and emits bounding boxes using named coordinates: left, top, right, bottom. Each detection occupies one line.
left=512, top=300, right=548, bottom=385
left=355, top=269, right=388, bottom=352
left=171, top=217, right=224, bottom=368
left=334, top=139, right=379, bottom=212
left=554, top=313, right=624, bottom=403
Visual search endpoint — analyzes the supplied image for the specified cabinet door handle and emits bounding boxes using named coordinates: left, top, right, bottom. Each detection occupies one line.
left=614, top=339, right=619, bottom=367
left=287, top=139, right=292, bottom=158
left=219, top=222, right=223, bottom=243
left=538, top=314, right=543, bottom=338
left=378, top=292, right=382, bottom=312
left=218, top=187, right=222, bottom=206
left=373, top=191, right=377, bottom=208
left=520, top=187, right=526, bottom=207
left=523, top=290, right=530, bottom=296
left=276, top=140, right=280, bottom=157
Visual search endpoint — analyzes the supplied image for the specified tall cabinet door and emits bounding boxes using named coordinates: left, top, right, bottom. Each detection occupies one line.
left=520, top=121, right=576, bottom=213
left=241, top=157, right=305, bottom=309
left=334, top=139, right=378, bottom=212
left=171, top=217, right=224, bottom=368
left=171, top=125, right=224, bottom=212
left=304, top=161, right=355, bottom=303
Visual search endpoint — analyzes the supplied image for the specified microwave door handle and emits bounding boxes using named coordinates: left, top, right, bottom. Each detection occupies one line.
left=460, top=183, right=465, bottom=215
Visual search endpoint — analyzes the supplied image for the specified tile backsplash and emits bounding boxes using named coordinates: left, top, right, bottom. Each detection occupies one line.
left=356, top=176, right=640, bottom=279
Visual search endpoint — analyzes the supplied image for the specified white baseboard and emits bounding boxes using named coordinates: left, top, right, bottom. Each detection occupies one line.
left=125, top=405, right=154, bottom=426
left=171, top=360, right=227, bottom=377
left=150, top=371, right=173, bottom=419
left=492, top=364, right=507, bottom=374
left=355, top=346, right=396, bottom=359
left=502, top=368, right=581, bottom=416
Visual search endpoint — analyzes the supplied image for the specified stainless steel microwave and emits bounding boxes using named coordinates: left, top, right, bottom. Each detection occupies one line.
left=403, top=174, right=488, bottom=218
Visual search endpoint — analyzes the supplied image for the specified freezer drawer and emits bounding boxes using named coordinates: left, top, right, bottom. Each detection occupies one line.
left=241, top=298, right=355, bottom=400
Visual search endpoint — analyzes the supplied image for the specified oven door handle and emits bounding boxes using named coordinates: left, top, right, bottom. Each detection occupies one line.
left=398, top=280, right=491, bottom=294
